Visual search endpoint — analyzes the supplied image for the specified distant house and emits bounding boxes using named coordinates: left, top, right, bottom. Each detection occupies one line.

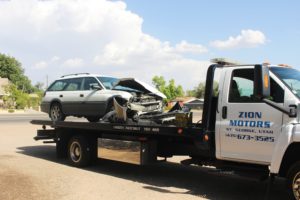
left=0, top=78, right=10, bottom=107
left=168, top=97, right=204, bottom=110
left=184, top=98, right=204, bottom=109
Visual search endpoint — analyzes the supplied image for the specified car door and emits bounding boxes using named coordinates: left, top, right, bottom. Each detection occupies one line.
left=79, top=77, right=108, bottom=116
left=218, top=67, right=284, bottom=164
left=60, top=78, right=84, bottom=115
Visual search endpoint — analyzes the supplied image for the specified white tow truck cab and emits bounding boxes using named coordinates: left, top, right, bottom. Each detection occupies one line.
left=32, top=58, right=300, bottom=199
left=208, top=59, right=300, bottom=199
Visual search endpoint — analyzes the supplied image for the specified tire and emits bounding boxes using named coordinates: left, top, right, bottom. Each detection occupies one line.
left=68, top=136, right=91, bottom=167
left=86, top=116, right=100, bottom=122
left=50, top=102, right=66, bottom=122
left=286, top=161, right=300, bottom=200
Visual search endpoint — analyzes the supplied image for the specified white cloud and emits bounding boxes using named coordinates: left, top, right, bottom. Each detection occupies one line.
left=63, top=58, right=84, bottom=68
left=174, top=40, right=208, bottom=54
left=33, top=61, right=48, bottom=70
left=210, top=29, right=266, bottom=50
left=0, top=0, right=210, bottom=89
left=51, top=56, right=60, bottom=62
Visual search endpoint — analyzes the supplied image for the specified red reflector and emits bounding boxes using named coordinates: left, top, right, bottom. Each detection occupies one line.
left=177, top=128, right=183, bottom=134
left=204, top=134, right=209, bottom=141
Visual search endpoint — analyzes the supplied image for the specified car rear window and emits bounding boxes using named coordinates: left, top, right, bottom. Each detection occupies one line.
left=48, top=78, right=83, bottom=91
left=48, top=80, right=67, bottom=91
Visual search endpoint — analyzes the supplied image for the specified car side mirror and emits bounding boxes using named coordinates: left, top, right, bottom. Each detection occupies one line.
left=254, top=64, right=270, bottom=98
left=91, top=84, right=102, bottom=90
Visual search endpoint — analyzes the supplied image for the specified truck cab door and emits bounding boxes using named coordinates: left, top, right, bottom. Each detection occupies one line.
left=217, top=67, right=284, bottom=164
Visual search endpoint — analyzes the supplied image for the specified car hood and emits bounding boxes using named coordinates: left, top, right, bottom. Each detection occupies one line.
left=113, top=78, right=166, bottom=99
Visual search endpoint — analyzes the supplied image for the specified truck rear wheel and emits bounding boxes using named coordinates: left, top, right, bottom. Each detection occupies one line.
left=287, top=161, right=300, bottom=200
left=68, top=136, right=91, bottom=167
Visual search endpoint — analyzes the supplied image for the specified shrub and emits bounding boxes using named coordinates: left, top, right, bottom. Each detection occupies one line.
left=8, top=109, right=15, bottom=113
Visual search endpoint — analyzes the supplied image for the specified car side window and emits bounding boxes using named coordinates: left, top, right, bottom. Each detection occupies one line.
left=229, top=69, right=284, bottom=103
left=83, top=77, right=101, bottom=90
left=64, top=78, right=83, bottom=91
left=48, top=80, right=67, bottom=91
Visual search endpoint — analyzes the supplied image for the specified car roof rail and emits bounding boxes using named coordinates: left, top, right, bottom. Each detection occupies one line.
left=61, top=73, right=90, bottom=78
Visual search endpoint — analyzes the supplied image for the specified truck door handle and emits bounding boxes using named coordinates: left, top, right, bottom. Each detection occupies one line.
left=222, top=106, right=227, bottom=119
left=80, top=94, right=84, bottom=97
left=59, top=94, right=63, bottom=98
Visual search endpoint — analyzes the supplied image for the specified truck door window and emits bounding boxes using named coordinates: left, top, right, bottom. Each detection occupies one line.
left=270, top=79, right=284, bottom=103
left=229, top=69, right=284, bottom=103
left=229, top=69, right=254, bottom=103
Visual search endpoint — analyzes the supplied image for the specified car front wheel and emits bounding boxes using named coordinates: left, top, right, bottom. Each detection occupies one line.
left=50, top=103, right=66, bottom=122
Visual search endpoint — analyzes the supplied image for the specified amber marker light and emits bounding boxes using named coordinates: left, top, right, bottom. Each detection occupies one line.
left=264, top=74, right=269, bottom=88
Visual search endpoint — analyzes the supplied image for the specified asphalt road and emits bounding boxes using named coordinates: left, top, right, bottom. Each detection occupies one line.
left=0, top=113, right=86, bottom=124
left=0, top=113, right=48, bottom=123
left=0, top=115, right=289, bottom=200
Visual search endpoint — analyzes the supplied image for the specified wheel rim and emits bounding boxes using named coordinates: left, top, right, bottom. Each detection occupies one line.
left=293, top=172, right=300, bottom=199
left=51, top=105, right=61, bottom=120
left=70, top=141, right=82, bottom=163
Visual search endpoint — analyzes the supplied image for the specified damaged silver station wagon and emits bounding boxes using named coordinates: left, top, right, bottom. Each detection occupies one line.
left=41, top=73, right=166, bottom=122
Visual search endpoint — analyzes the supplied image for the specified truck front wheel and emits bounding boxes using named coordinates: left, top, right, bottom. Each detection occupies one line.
left=287, top=161, right=300, bottom=200
left=68, top=136, right=91, bottom=167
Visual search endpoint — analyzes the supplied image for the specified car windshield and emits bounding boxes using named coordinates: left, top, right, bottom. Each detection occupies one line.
left=97, top=76, right=141, bottom=92
left=271, top=67, right=300, bottom=99
left=97, top=77, right=119, bottom=89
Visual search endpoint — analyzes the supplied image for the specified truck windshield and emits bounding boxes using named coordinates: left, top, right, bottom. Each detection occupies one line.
left=271, top=67, right=300, bottom=99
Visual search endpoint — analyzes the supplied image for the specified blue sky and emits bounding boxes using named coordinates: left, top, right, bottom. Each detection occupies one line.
left=124, top=0, right=300, bottom=65
left=0, top=0, right=299, bottom=89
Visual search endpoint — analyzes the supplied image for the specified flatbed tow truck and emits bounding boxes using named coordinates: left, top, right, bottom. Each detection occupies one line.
left=31, top=59, right=300, bottom=199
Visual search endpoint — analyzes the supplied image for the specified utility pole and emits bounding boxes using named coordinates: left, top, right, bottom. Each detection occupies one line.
left=46, top=75, right=48, bottom=88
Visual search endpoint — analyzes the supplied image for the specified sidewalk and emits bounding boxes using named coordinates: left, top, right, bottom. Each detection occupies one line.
left=0, top=109, right=43, bottom=115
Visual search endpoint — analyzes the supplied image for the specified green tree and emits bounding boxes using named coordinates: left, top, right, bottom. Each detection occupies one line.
left=0, top=53, right=33, bottom=93
left=4, top=84, right=30, bottom=109
left=152, top=76, right=184, bottom=100
left=34, top=82, right=44, bottom=91
left=194, top=82, right=206, bottom=98
left=188, top=81, right=219, bottom=98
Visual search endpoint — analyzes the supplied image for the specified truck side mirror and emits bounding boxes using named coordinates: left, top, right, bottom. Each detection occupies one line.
left=254, top=65, right=270, bottom=98
left=254, top=65, right=297, bottom=118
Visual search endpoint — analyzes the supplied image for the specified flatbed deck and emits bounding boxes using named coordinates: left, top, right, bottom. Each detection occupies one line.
left=30, top=120, right=204, bottom=138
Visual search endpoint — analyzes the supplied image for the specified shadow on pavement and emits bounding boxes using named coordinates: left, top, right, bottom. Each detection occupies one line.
left=17, top=145, right=287, bottom=200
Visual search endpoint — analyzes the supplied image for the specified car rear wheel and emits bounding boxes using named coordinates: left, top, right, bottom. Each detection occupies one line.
left=50, top=102, right=66, bottom=122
